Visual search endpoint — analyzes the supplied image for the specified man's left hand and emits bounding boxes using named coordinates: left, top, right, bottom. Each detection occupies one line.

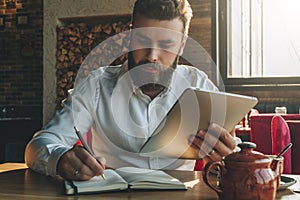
left=188, top=123, right=237, bottom=163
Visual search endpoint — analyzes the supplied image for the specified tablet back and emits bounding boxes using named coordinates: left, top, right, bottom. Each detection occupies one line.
left=140, top=88, right=258, bottom=159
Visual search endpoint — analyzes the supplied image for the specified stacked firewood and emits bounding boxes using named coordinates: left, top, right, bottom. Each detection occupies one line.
left=56, top=17, right=131, bottom=109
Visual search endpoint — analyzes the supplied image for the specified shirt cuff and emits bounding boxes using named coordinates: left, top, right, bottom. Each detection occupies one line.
left=47, top=146, right=70, bottom=177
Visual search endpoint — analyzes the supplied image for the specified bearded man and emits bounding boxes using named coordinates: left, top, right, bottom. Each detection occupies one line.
left=25, top=0, right=237, bottom=181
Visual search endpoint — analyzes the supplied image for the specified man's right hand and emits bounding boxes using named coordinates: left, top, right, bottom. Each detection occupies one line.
left=57, top=145, right=106, bottom=181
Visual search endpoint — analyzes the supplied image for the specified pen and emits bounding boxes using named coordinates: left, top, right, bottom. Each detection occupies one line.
left=74, top=126, right=106, bottom=180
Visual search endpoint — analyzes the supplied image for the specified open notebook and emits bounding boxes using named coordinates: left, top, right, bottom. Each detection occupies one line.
left=139, top=88, right=258, bottom=159
left=64, top=167, right=186, bottom=195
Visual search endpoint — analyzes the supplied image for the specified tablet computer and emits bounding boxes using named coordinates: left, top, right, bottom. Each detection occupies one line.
left=139, top=88, right=258, bottom=159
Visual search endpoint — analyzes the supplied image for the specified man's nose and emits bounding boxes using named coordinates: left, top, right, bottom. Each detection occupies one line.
left=146, top=48, right=160, bottom=62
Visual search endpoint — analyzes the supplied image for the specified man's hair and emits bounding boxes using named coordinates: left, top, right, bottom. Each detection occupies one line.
left=132, top=0, right=193, bottom=35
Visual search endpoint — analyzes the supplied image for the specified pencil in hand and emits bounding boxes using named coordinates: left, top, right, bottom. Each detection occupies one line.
left=73, top=126, right=106, bottom=180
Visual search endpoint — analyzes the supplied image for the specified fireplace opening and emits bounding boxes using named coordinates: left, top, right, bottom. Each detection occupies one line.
left=56, top=15, right=131, bottom=109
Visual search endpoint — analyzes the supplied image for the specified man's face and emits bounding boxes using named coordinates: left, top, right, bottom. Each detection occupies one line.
left=128, top=15, right=185, bottom=93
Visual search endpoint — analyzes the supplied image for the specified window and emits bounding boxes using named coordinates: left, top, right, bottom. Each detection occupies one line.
left=217, top=0, right=300, bottom=89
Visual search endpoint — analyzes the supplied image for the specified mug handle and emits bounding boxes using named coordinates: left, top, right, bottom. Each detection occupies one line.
left=202, top=161, right=223, bottom=195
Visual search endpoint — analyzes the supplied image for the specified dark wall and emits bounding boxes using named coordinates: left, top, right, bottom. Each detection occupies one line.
left=0, top=0, right=43, bottom=119
left=0, top=0, right=43, bottom=163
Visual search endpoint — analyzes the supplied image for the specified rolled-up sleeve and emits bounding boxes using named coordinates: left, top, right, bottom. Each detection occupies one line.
left=25, top=73, right=98, bottom=177
left=25, top=135, right=71, bottom=176
left=24, top=102, right=78, bottom=177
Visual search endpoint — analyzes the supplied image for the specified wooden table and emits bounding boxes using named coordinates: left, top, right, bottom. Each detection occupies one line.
left=0, top=163, right=300, bottom=199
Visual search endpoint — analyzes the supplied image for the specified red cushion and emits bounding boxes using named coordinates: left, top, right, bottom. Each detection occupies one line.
left=250, top=114, right=300, bottom=155
left=286, top=120, right=300, bottom=174
left=271, top=115, right=292, bottom=174
left=250, top=115, right=273, bottom=154
left=194, top=160, right=204, bottom=171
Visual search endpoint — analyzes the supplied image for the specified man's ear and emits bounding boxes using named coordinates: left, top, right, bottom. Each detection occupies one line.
left=178, top=35, right=188, bottom=56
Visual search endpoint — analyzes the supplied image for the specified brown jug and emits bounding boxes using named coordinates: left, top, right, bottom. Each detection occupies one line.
left=202, top=142, right=283, bottom=200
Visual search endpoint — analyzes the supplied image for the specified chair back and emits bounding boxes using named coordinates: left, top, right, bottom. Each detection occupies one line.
left=271, top=115, right=292, bottom=174
left=194, top=160, right=204, bottom=171
left=250, top=114, right=300, bottom=154
left=286, top=120, right=300, bottom=174
left=250, top=114, right=300, bottom=174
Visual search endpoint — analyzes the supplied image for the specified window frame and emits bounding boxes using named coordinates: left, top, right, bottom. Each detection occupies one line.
left=216, top=0, right=300, bottom=91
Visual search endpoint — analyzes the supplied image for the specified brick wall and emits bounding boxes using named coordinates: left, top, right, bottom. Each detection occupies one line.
left=0, top=0, right=43, bottom=118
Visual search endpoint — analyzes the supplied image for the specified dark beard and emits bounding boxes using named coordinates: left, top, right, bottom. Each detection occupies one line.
left=127, top=52, right=178, bottom=93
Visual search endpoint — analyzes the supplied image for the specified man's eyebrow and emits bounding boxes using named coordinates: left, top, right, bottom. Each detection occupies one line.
left=134, top=31, right=177, bottom=43
left=134, top=32, right=150, bottom=40
left=159, top=39, right=176, bottom=44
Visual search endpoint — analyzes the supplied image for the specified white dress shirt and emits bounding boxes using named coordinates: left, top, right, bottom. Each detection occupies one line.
left=25, top=62, right=218, bottom=177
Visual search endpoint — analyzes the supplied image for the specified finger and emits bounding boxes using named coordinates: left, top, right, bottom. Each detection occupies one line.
left=57, top=148, right=93, bottom=181
left=199, top=148, right=222, bottom=161
left=189, top=133, right=217, bottom=159
left=190, top=128, right=234, bottom=159
left=230, top=128, right=236, bottom=137
left=206, top=132, right=232, bottom=157
left=95, top=156, right=106, bottom=169
left=74, top=146, right=105, bottom=177
left=208, top=123, right=236, bottom=151
left=194, top=130, right=218, bottom=154
left=188, top=134, right=206, bottom=158
left=196, top=129, right=232, bottom=157
left=68, top=148, right=97, bottom=180
left=207, top=149, right=222, bottom=161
